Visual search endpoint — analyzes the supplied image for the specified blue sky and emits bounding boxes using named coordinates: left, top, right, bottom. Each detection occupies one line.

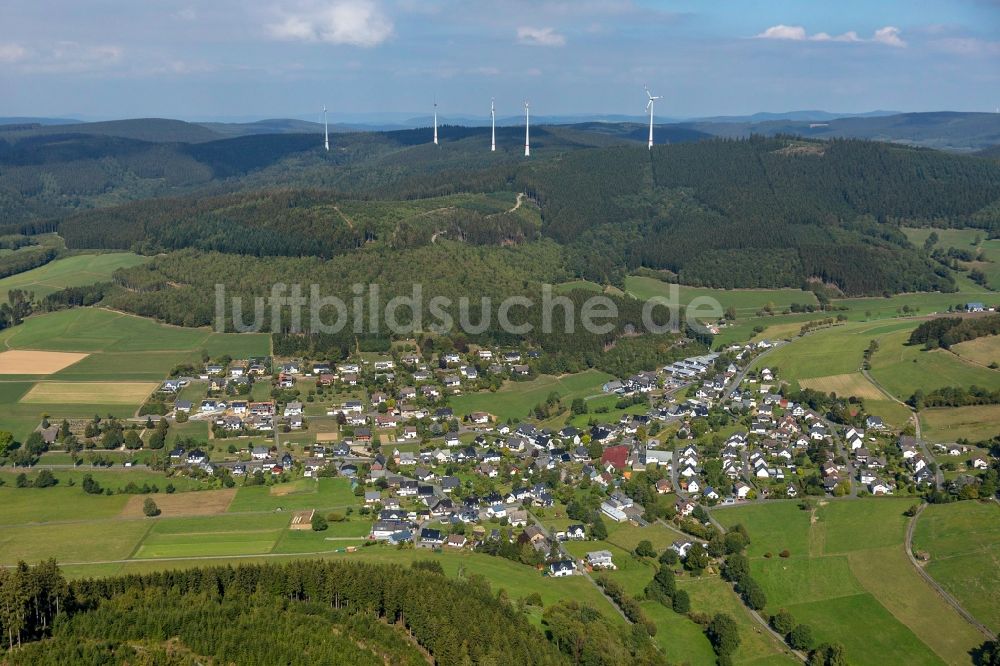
left=1, top=0, right=997, bottom=120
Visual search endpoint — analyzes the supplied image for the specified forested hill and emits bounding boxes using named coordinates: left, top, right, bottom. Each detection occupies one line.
left=2, top=559, right=665, bottom=665
left=54, top=135, right=1000, bottom=296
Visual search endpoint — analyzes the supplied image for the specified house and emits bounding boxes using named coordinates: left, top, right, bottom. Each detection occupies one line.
left=548, top=560, right=575, bottom=577
left=972, top=457, right=989, bottom=470
left=364, top=491, right=382, bottom=505
left=179, top=447, right=207, bottom=465
left=586, top=550, right=616, bottom=570
left=601, top=445, right=630, bottom=472
left=284, top=401, right=304, bottom=417
left=670, top=540, right=694, bottom=558
left=966, top=302, right=985, bottom=312
left=420, top=528, right=444, bottom=546
left=566, top=524, right=586, bottom=540
left=470, top=412, right=491, bottom=425
left=174, top=400, right=193, bottom=413
left=865, top=416, right=885, bottom=430
left=371, top=520, right=409, bottom=540
left=655, top=478, right=673, bottom=494
left=446, top=534, right=467, bottom=548
left=734, top=481, right=752, bottom=500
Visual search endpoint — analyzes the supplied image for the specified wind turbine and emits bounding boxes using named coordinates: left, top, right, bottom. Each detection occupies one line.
left=524, top=101, right=530, bottom=157
left=323, top=105, right=329, bottom=152
left=490, top=98, right=496, bottom=152
left=433, top=97, right=438, bottom=145
left=644, top=85, right=662, bottom=150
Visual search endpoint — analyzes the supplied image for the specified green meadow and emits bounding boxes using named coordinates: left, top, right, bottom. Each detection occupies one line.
left=0, top=251, right=149, bottom=300
left=913, top=501, right=1000, bottom=633
left=449, top=369, right=612, bottom=421
left=715, top=498, right=983, bottom=666
left=227, top=477, right=358, bottom=513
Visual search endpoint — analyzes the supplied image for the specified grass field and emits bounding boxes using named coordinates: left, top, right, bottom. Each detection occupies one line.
left=951, top=335, right=1000, bottom=367
left=0, top=308, right=268, bottom=439
left=920, top=405, right=1000, bottom=443
left=760, top=320, right=917, bottom=381
left=227, top=477, right=357, bottom=513
left=715, top=498, right=983, bottom=666
left=798, top=373, right=885, bottom=400
left=0, top=252, right=149, bottom=300
left=624, top=277, right=818, bottom=316
left=869, top=328, right=1000, bottom=400
left=913, top=501, right=1000, bottom=633
left=449, top=369, right=612, bottom=421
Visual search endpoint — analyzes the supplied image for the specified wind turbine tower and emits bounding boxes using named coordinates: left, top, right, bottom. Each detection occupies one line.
left=491, top=98, right=496, bottom=152
left=644, top=85, right=662, bottom=150
left=433, top=98, right=439, bottom=145
left=524, top=101, right=530, bottom=157
left=323, top=105, right=329, bottom=152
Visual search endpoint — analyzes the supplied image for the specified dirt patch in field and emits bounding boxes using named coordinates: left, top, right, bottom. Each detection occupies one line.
left=0, top=350, right=89, bottom=374
left=315, top=432, right=339, bottom=442
left=799, top=373, right=884, bottom=400
left=119, top=488, right=236, bottom=518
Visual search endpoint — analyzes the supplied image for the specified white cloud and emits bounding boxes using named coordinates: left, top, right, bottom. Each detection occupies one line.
left=872, top=26, right=905, bottom=47
left=755, top=24, right=906, bottom=47
left=268, top=0, right=393, bottom=47
left=516, top=26, right=566, bottom=47
left=0, top=43, right=27, bottom=63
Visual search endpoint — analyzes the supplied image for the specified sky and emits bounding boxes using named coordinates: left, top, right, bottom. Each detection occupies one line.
left=1, top=0, right=998, bottom=121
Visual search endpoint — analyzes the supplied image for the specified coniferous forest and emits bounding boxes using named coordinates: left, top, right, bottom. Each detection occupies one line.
left=0, top=559, right=665, bottom=666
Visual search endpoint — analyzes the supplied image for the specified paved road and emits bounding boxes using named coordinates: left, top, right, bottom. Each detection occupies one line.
left=905, top=503, right=996, bottom=640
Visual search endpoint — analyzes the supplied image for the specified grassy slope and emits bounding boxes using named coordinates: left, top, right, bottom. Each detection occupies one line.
left=0, top=252, right=149, bottom=300
left=912, top=501, right=1000, bottom=633
left=449, top=369, right=612, bottom=421
left=869, top=329, right=1000, bottom=399
left=715, top=498, right=982, bottom=666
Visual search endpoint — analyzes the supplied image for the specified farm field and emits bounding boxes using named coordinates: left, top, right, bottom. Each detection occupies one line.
left=0, top=251, right=149, bottom=300
left=449, top=369, right=612, bottom=421
left=624, top=276, right=818, bottom=316
left=950, top=335, right=1000, bottom=367
left=715, top=498, right=984, bottom=666
left=869, top=328, right=1000, bottom=400
left=798, top=372, right=884, bottom=400
left=118, top=488, right=237, bottom=518
left=19, top=380, right=157, bottom=404
left=227, top=477, right=358, bottom=513
left=0, top=307, right=268, bottom=439
left=759, top=320, right=917, bottom=382
left=920, top=405, right=1000, bottom=443
left=0, top=350, right=88, bottom=374
left=912, top=501, right=1000, bottom=634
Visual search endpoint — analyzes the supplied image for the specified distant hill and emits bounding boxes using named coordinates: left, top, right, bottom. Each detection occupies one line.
left=0, top=116, right=80, bottom=126
left=0, top=118, right=224, bottom=144
left=686, top=111, right=1000, bottom=151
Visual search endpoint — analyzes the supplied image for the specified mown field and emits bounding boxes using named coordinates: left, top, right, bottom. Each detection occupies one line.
left=869, top=328, right=1000, bottom=400
left=715, top=498, right=985, bottom=666
left=951, top=335, right=1000, bottom=367
left=0, top=307, right=269, bottom=439
left=0, top=252, right=149, bottom=300
left=912, top=501, right=1000, bottom=634
left=920, top=405, right=1000, bottom=443
left=449, top=369, right=612, bottom=421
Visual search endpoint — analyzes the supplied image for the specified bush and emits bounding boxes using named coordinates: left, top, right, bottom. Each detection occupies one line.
left=672, top=589, right=690, bottom=614
left=779, top=549, right=791, bottom=558
left=33, top=470, right=58, bottom=488
left=634, top=539, right=656, bottom=558
left=706, top=613, right=741, bottom=657
left=311, top=513, right=328, bottom=531
left=142, top=498, right=161, bottom=517
left=770, top=609, right=796, bottom=636
left=789, top=624, right=815, bottom=651
left=327, top=511, right=346, bottom=522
